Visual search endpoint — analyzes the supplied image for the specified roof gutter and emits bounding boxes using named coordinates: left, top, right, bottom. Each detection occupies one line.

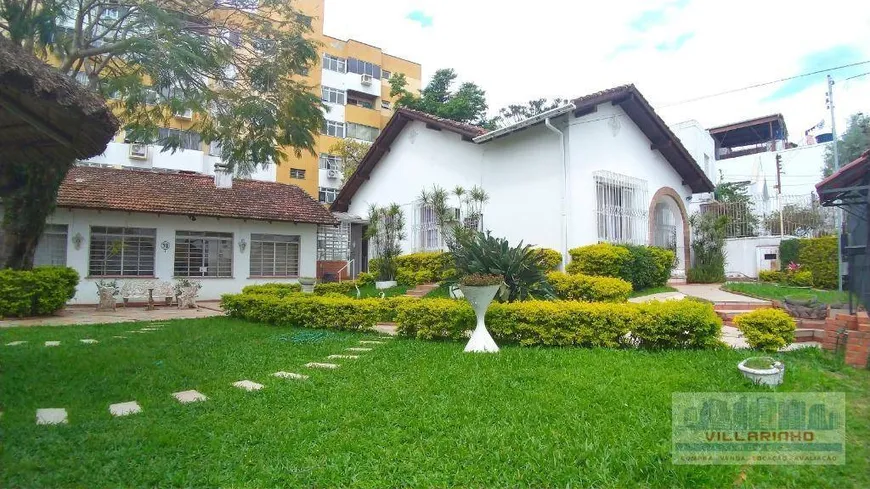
left=543, top=103, right=575, bottom=271
left=472, top=103, right=576, bottom=144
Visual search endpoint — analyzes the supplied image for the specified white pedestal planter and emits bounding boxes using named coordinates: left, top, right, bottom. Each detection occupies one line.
left=460, top=284, right=500, bottom=353
left=375, top=280, right=397, bottom=290
left=738, top=358, right=785, bottom=387
left=298, top=278, right=316, bottom=293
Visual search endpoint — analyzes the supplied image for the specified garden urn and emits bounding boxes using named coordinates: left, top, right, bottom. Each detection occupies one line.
left=459, top=284, right=500, bottom=353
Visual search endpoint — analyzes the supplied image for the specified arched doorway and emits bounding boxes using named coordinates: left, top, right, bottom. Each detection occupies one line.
left=649, top=187, right=690, bottom=278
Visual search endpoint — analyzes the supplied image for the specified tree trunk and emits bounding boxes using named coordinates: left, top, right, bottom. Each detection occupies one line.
left=1, top=159, right=72, bottom=270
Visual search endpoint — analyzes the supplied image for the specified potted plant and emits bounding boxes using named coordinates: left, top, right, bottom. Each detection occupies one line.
left=365, top=203, right=406, bottom=289
left=298, top=277, right=316, bottom=293
left=737, top=356, right=785, bottom=387
left=459, top=273, right=503, bottom=353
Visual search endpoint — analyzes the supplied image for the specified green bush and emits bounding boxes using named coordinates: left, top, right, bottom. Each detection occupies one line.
left=687, top=212, right=727, bottom=283
left=784, top=270, right=813, bottom=287
left=733, top=309, right=795, bottom=352
left=758, top=270, right=783, bottom=283
left=221, top=293, right=382, bottom=330
left=396, top=268, right=430, bottom=287
left=798, top=236, right=838, bottom=289
left=241, top=283, right=302, bottom=297
left=356, top=272, right=375, bottom=286
left=779, top=239, right=801, bottom=271
left=380, top=295, right=419, bottom=322
left=534, top=248, right=563, bottom=272
left=631, top=300, right=722, bottom=349
left=395, top=252, right=451, bottom=281
left=547, top=272, right=631, bottom=302
left=395, top=298, right=475, bottom=340
left=0, top=267, right=79, bottom=318
left=313, top=281, right=358, bottom=296
left=566, top=243, right=630, bottom=278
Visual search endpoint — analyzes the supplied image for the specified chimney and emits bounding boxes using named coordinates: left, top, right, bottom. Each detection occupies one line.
left=214, top=163, right=233, bottom=189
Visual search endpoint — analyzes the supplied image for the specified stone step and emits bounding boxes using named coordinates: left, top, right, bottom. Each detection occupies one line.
left=794, top=329, right=825, bottom=342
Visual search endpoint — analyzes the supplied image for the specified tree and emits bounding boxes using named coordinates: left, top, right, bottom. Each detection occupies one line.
left=365, top=203, right=406, bottom=281
left=823, top=112, right=870, bottom=177
left=389, top=68, right=495, bottom=129
left=493, top=98, right=567, bottom=128
left=1, top=0, right=323, bottom=269
left=327, top=139, right=370, bottom=184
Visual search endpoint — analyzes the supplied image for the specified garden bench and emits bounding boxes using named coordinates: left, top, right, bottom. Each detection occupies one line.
left=120, top=280, right=174, bottom=307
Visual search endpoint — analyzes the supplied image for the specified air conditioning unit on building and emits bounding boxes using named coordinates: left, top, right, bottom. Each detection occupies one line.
left=360, top=74, right=372, bottom=86
left=174, top=108, right=193, bottom=120
left=327, top=169, right=340, bottom=179
left=129, top=143, right=148, bottom=160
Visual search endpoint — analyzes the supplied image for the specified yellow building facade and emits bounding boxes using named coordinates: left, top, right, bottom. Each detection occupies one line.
left=281, top=0, right=422, bottom=201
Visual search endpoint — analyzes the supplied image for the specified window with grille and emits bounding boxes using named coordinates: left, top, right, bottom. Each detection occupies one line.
left=317, top=224, right=350, bottom=260
left=250, top=234, right=300, bottom=277
left=321, top=86, right=345, bottom=105
left=158, top=128, right=201, bottom=150
left=382, top=70, right=391, bottom=80
left=593, top=171, right=648, bottom=245
left=346, top=122, right=379, bottom=142
left=318, top=154, right=343, bottom=170
left=34, top=224, right=68, bottom=266
left=319, top=187, right=339, bottom=204
left=89, top=227, right=156, bottom=276
left=417, top=204, right=441, bottom=251
left=289, top=168, right=306, bottom=179
left=347, top=94, right=375, bottom=109
left=322, top=120, right=345, bottom=138
left=174, top=231, right=233, bottom=277
left=322, top=54, right=346, bottom=73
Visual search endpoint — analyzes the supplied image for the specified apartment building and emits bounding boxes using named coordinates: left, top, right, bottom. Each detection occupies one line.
left=75, top=0, right=421, bottom=202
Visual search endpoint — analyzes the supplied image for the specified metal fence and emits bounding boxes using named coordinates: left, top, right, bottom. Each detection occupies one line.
left=699, top=193, right=837, bottom=238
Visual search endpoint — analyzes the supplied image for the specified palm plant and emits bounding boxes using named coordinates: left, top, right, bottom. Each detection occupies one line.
left=448, top=230, right=554, bottom=302
left=365, top=203, right=406, bottom=281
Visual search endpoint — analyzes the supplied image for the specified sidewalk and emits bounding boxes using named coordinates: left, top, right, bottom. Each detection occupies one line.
left=1, top=302, right=223, bottom=328
left=671, top=283, right=769, bottom=303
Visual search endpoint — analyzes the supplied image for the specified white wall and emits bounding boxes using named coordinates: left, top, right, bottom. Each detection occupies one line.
left=724, top=236, right=790, bottom=278
left=46, top=209, right=317, bottom=304
left=671, top=119, right=717, bottom=186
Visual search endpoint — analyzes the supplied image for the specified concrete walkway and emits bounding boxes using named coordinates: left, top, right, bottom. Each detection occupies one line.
left=627, top=291, right=686, bottom=303
left=0, top=303, right=223, bottom=328
left=672, top=283, right=769, bottom=303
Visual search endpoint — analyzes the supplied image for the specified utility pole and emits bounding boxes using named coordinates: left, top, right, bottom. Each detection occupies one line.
left=775, top=153, right=784, bottom=237
left=826, top=74, right=843, bottom=292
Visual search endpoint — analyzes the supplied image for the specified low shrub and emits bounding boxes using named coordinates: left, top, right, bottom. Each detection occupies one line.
left=784, top=270, right=813, bottom=287
left=395, top=251, right=452, bottom=281
left=779, top=239, right=801, bottom=272
left=395, top=298, right=475, bottom=340
left=566, top=243, right=630, bottom=278
left=356, top=272, right=375, bottom=286
left=313, top=281, right=358, bottom=296
left=547, top=272, right=631, bottom=302
left=396, top=268, right=430, bottom=287
left=687, top=265, right=725, bottom=284
left=241, top=283, right=302, bottom=297
left=486, top=301, right=637, bottom=347
left=380, top=295, right=419, bottom=322
left=758, top=270, right=783, bottom=283
left=534, top=248, right=563, bottom=272
left=798, top=236, right=837, bottom=289
left=733, top=309, right=796, bottom=352
left=631, top=300, right=722, bottom=349
left=221, top=293, right=382, bottom=330
left=0, top=267, right=79, bottom=318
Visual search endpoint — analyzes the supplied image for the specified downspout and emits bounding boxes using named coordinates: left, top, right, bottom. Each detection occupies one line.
left=544, top=110, right=573, bottom=271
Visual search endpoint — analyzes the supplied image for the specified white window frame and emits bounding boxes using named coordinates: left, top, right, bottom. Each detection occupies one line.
left=319, top=187, right=339, bottom=204
left=317, top=223, right=350, bottom=261
left=250, top=234, right=300, bottom=277
left=381, top=100, right=391, bottom=110
left=88, top=226, right=156, bottom=277
left=321, top=86, right=345, bottom=105
left=593, top=171, right=649, bottom=245
left=322, top=53, right=346, bottom=73
left=322, top=120, right=345, bottom=138
left=346, top=122, right=379, bottom=142
left=289, top=168, right=306, bottom=179
left=174, top=231, right=233, bottom=278
left=34, top=224, right=68, bottom=267
left=417, top=203, right=442, bottom=251
left=318, top=153, right=343, bottom=171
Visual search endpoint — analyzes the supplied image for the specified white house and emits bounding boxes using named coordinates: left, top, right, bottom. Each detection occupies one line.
left=330, top=85, right=716, bottom=276
left=7, top=165, right=337, bottom=304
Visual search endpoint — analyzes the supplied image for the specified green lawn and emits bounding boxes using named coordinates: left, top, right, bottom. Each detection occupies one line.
left=722, top=282, right=850, bottom=305
left=423, top=283, right=453, bottom=299
left=629, top=285, right=678, bottom=298
left=1, top=318, right=868, bottom=488
left=347, top=283, right=409, bottom=298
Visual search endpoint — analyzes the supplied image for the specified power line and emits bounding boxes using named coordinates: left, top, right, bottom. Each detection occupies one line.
left=660, top=60, right=870, bottom=108
left=844, top=71, right=870, bottom=81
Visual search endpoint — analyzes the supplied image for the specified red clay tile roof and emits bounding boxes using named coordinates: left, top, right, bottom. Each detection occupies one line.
left=58, top=166, right=337, bottom=225
left=396, top=108, right=489, bottom=136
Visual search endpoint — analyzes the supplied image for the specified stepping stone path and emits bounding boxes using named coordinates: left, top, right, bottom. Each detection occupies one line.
left=44, top=341, right=60, bottom=347
left=113, top=336, right=127, bottom=339
left=306, top=362, right=339, bottom=369
left=6, top=341, right=27, bottom=346
left=273, top=371, right=309, bottom=380
left=80, top=339, right=99, bottom=344
left=172, top=390, right=208, bottom=403
left=328, top=354, right=358, bottom=360
left=109, top=401, right=142, bottom=417
left=140, top=327, right=160, bottom=331
left=346, top=347, right=372, bottom=352
left=359, top=340, right=384, bottom=345
left=36, top=408, right=68, bottom=425
left=233, top=380, right=264, bottom=391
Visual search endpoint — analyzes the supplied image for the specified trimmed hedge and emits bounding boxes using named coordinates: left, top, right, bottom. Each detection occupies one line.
left=313, top=281, right=358, bottom=295
left=222, top=293, right=382, bottom=330
left=784, top=270, right=813, bottom=287
left=395, top=298, right=722, bottom=349
left=534, top=248, right=563, bottom=272
left=547, top=271, right=631, bottom=302
left=0, top=267, right=79, bottom=318
left=734, top=308, right=795, bottom=352
left=395, top=252, right=452, bottom=281
left=798, top=236, right=837, bottom=289
left=241, top=283, right=302, bottom=297
left=758, top=270, right=783, bottom=283
left=779, top=239, right=801, bottom=271
left=567, top=243, right=675, bottom=290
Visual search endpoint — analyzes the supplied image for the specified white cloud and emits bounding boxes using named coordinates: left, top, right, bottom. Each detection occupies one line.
left=323, top=0, right=870, bottom=137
